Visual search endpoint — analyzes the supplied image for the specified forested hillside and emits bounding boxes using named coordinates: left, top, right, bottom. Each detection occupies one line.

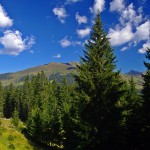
left=0, top=14, right=150, bottom=150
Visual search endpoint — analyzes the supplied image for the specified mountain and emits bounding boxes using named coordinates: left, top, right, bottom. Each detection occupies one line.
left=126, top=70, right=142, bottom=76
left=0, top=62, right=143, bottom=90
left=0, top=62, right=77, bottom=85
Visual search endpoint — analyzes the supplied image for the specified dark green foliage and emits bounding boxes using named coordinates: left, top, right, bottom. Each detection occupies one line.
left=4, top=83, right=16, bottom=118
left=141, top=48, right=150, bottom=148
left=74, top=13, right=125, bottom=149
left=122, top=77, right=143, bottom=149
left=26, top=108, right=43, bottom=142
left=0, top=81, right=4, bottom=117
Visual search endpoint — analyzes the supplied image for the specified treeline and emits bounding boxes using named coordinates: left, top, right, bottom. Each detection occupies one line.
left=0, top=14, right=150, bottom=150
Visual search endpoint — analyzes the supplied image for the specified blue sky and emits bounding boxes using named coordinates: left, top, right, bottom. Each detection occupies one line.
left=0, top=0, right=149, bottom=73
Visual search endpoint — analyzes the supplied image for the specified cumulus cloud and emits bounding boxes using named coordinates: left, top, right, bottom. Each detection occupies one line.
left=53, top=7, right=68, bottom=23
left=135, top=20, right=150, bottom=42
left=108, top=24, right=134, bottom=46
left=108, top=20, right=150, bottom=50
left=75, top=12, right=87, bottom=24
left=110, top=0, right=125, bottom=12
left=60, top=37, right=71, bottom=47
left=60, top=36, right=81, bottom=48
left=53, top=54, right=61, bottom=58
left=138, top=42, right=150, bottom=54
left=0, top=4, right=13, bottom=28
left=119, top=3, right=143, bottom=26
left=0, top=30, right=35, bottom=56
left=90, top=0, right=105, bottom=14
left=76, top=27, right=91, bottom=38
left=108, top=1, right=150, bottom=53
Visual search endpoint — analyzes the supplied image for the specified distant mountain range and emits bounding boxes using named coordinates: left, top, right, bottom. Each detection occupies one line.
left=0, top=62, right=143, bottom=90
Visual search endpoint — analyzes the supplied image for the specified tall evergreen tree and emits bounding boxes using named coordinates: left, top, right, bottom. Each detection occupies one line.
left=141, top=48, right=150, bottom=148
left=20, top=75, right=34, bottom=121
left=0, top=81, right=4, bottom=117
left=123, top=77, right=142, bottom=149
left=4, top=83, right=16, bottom=118
left=74, top=13, right=125, bottom=149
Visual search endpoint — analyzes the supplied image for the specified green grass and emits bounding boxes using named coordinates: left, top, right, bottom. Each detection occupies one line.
left=0, top=118, right=33, bottom=150
left=0, top=118, right=44, bottom=150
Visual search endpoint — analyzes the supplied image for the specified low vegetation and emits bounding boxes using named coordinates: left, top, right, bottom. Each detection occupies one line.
left=0, top=118, right=34, bottom=150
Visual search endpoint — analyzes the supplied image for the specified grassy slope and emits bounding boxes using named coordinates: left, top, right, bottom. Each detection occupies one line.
left=0, top=118, right=44, bottom=150
left=0, top=118, right=33, bottom=150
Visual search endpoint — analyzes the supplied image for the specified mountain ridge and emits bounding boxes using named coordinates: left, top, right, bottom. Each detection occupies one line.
left=126, top=70, right=142, bottom=76
left=0, top=62, right=143, bottom=90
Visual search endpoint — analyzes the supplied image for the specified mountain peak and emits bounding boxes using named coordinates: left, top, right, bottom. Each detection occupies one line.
left=126, top=70, right=142, bottom=76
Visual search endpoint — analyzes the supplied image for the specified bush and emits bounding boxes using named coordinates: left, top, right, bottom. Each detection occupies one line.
left=7, top=135, right=14, bottom=141
left=8, top=143, right=15, bottom=149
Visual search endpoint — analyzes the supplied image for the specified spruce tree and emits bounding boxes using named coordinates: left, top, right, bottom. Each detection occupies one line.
left=74, top=13, right=124, bottom=149
left=21, top=75, right=34, bottom=121
left=124, top=77, right=142, bottom=149
left=0, top=81, right=4, bottom=117
left=141, top=48, right=150, bottom=148
left=4, top=83, right=16, bottom=118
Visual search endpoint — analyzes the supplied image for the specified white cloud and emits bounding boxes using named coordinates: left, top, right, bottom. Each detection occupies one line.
left=108, top=1, right=150, bottom=54
left=0, top=30, right=35, bottom=56
left=0, top=4, right=13, bottom=28
left=135, top=20, right=150, bottom=42
left=119, top=3, right=143, bottom=26
left=77, top=27, right=91, bottom=38
left=138, top=42, right=150, bottom=54
left=66, top=0, right=81, bottom=4
left=60, top=37, right=71, bottom=47
left=90, top=0, right=105, bottom=14
left=53, top=7, right=68, bottom=23
left=108, top=24, right=134, bottom=46
left=75, top=12, right=87, bottom=24
left=121, top=46, right=128, bottom=51
left=53, top=54, right=61, bottom=58
left=110, top=0, right=125, bottom=12
left=60, top=36, right=81, bottom=47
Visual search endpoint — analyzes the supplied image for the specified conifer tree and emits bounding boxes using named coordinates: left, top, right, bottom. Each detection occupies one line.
left=141, top=48, right=150, bottom=148
left=0, top=81, right=4, bottom=117
left=20, top=75, right=34, bottom=121
left=74, top=13, right=125, bottom=149
left=124, top=77, right=142, bottom=149
left=12, top=108, right=19, bottom=127
left=4, top=83, right=16, bottom=118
